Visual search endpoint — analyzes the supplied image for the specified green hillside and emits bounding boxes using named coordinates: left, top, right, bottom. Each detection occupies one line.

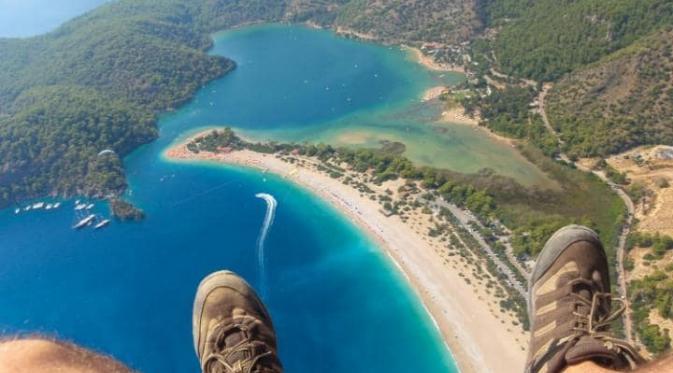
left=0, top=0, right=479, bottom=208
left=547, top=28, right=673, bottom=157
left=0, top=1, right=237, bottom=206
left=483, top=0, right=673, bottom=81
left=0, top=86, right=156, bottom=201
left=335, top=0, right=479, bottom=44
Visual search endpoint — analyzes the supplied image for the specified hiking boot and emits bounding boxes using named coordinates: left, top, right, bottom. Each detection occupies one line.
left=193, top=270, right=283, bottom=373
left=526, top=225, right=644, bottom=373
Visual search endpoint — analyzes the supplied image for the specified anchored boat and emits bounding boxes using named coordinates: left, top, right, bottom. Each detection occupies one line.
left=73, top=214, right=96, bottom=229
left=94, top=219, right=111, bottom=230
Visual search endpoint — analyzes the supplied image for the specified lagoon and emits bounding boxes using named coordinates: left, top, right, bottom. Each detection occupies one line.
left=187, top=24, right=552, bottom=187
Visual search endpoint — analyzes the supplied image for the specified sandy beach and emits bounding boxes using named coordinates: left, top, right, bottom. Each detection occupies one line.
left=440, top=106, right=479, bottom=125
left=440, top=107, right=516, bottom=147
left=404, top=45, right=465, bottom=73
left=166, top=138, right=528, bottom=373
left=422, top=86, right=448, bottom=101
left=334, top=26, right=377, bottom=41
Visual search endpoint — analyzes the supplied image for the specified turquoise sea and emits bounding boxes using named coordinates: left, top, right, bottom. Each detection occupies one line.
left=0, top=0, right=109, bottom=38
left=0, top=25, right=471, bottom=372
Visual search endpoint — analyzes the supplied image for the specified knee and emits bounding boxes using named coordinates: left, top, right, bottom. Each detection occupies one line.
left=0, top=337, right=132, bottom=373
left=0, top=338, right=64, bottom=372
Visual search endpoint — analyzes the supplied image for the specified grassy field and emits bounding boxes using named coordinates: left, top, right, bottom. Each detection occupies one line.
left=498, top=145, right=626, bottom=279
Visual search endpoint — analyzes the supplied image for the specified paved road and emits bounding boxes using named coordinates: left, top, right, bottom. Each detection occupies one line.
left=537, top=84, right=571, bottom=163
left=489, top=67, right=537, bottom=87
left=537, top=84, right=635, bottom=342
left=427, top=198, right=528, bottom=299
left=575, top=167, right=636, bottom=342
left=490, top=221, right=533, bottom=277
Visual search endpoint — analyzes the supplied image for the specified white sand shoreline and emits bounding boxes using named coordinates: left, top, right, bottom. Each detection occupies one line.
left=404, top=45, right=465, bottom=73
left=165, top=140, right=527, bottom=373
left=439, top=107, right=517, bottom=147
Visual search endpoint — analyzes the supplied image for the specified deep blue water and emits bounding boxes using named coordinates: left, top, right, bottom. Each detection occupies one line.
left=0, top=0, right=109, bottom=38
left=0, top=25, right=457, bottom=372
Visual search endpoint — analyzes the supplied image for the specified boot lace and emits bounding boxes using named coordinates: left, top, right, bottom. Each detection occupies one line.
left=568, top=278, right=645, bottom=368
left=202, top=321, right=276, bottom=373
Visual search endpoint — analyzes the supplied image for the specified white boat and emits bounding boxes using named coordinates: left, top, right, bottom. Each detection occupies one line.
left=14, top=208, right=20, bottom=214
left=73, top=214, right=96, bottom=230
left=24, top=206, right=32, bottom=211
left=74, top=203, right=86, bottom=210
left=33, top=202, right=45, bottom=209
left=45, top=204, right=53, bottom=210
left=53, top=202, right=61, bottom=209
left=86, top=204, right=94, bottom=210
left=94, top=219, right=111, bottom=230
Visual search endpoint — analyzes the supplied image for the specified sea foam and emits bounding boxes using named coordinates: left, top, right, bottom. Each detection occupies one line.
left=255, top=193, right=277, bottom=297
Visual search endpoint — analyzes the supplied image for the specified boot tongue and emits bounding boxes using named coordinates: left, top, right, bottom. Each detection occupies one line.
left=577, top=288, right=592, bottom=316
left=565, top=336, right=628, bottom=369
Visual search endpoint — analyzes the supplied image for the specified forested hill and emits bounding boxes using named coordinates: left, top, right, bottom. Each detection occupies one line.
left=546, top=28, right=673, bottom=157
left=0, top=0, right=479, bottom=209
left=482, top=0, right=673, bottom=82
left=334, top=0, right=479, bottom=44
left=0, top=1, right=234, bottom=207
left=473, top=0, right=673, bottom=158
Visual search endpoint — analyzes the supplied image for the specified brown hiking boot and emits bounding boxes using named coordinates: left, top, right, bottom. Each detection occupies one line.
left=193, top=270, right=283, bottom=373
left=526, top=225, right=644, bottom=373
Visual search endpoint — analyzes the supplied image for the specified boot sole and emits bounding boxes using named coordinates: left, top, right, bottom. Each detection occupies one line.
left=192, top=270, right=273, bottom=357
left=527, top=225, right=605, bottom=318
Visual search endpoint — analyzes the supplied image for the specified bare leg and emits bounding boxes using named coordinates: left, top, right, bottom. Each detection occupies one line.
left=564, top=361, right=617, bottom=373
left=564, top=355, right=673, bottom=373
left=0, top=337, right=133, bottom=373
left=634, top=354, right=673, bottom=372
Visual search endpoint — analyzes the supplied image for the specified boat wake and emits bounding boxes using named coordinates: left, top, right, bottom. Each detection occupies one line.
left=255, top=193, right=277, bottom=297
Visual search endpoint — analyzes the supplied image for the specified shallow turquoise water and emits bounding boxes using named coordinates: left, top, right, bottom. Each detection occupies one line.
left=173, top=24, right=436, bottom=131
left=202, top=25, right=551, bottom=186
left=0, top=25, right=459, bottom=372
